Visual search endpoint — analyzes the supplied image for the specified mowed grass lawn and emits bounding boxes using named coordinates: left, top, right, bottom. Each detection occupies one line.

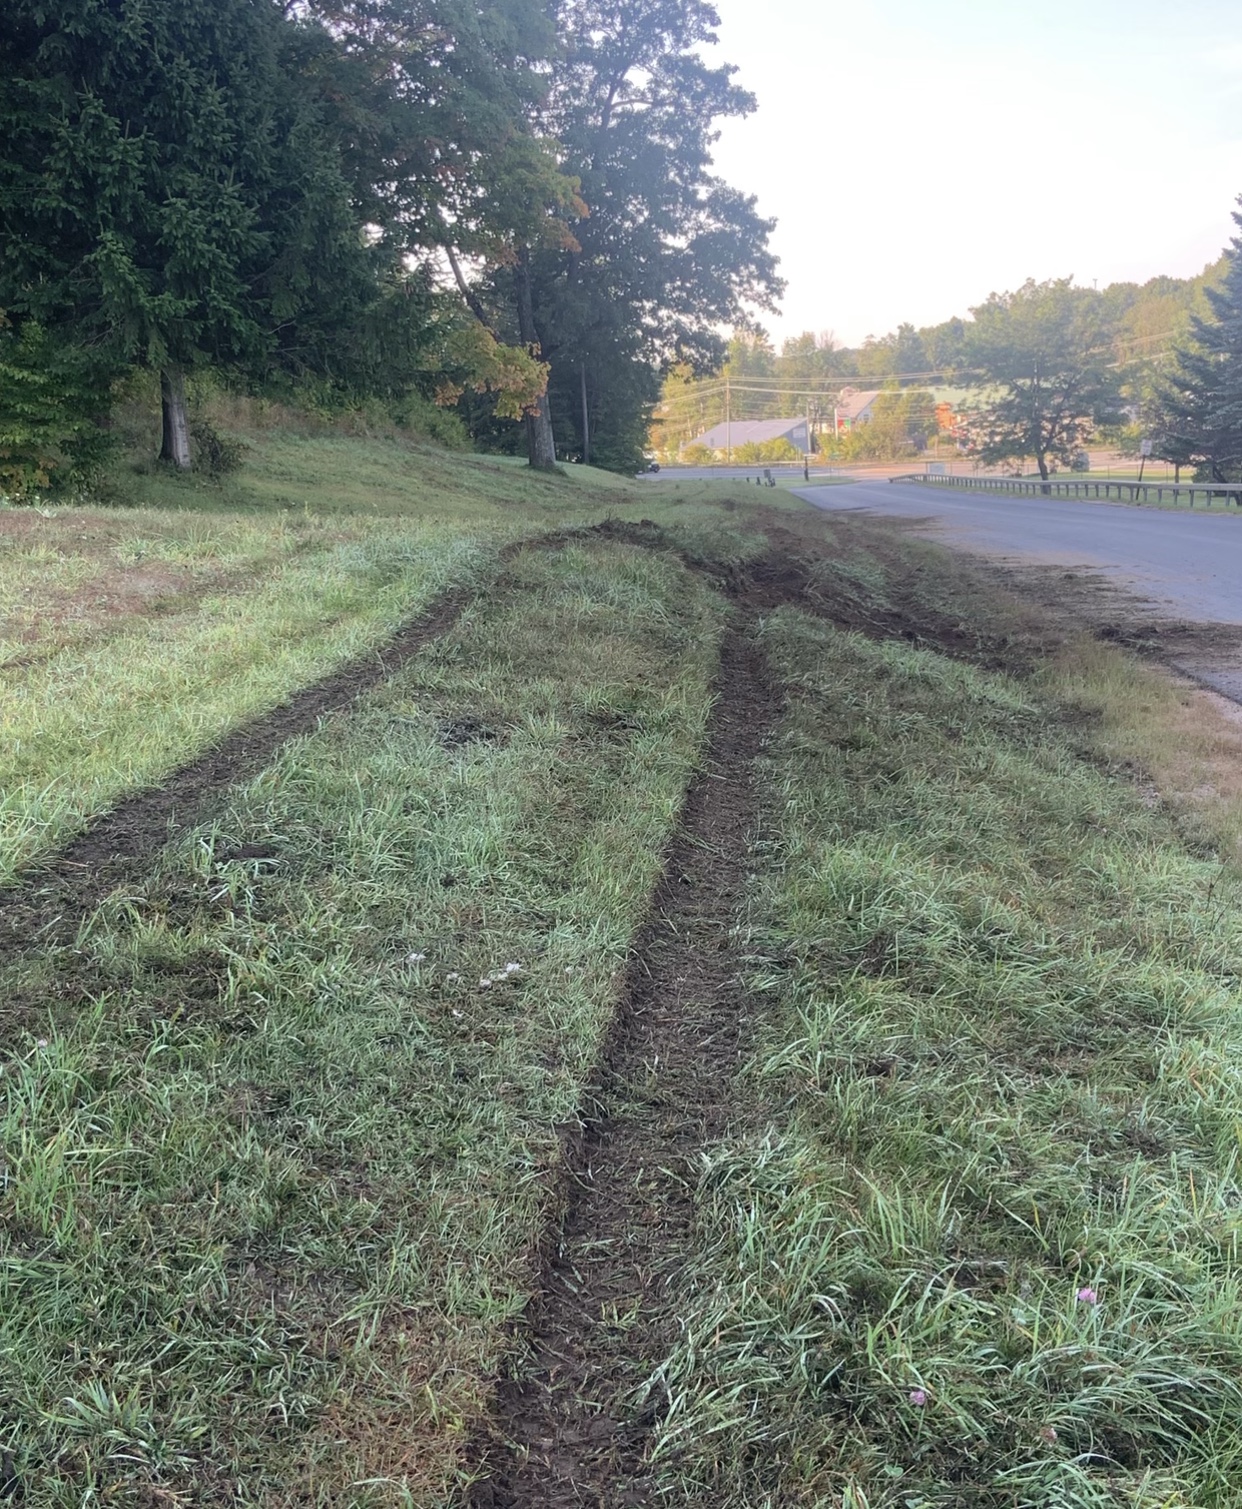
left=9, top=431, right=1242, bottom=1506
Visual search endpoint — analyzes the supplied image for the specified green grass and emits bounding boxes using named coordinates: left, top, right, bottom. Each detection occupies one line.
left=0, top=427, right=781, bottom=885
left=0, top=538, right=725, bottom=1504
left=643, top=607, right=1242, bottom=1508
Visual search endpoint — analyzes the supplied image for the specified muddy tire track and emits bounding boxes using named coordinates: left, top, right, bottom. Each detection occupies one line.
left=0, top=544, right=548, bottom=959
left=468, top=619, right=780, bottom=1509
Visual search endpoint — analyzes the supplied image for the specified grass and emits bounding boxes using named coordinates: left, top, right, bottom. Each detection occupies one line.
left=642, top=589, right=1242, bottom=1507
left=13, top=412, right=1242, bottom=1505
left=1042, top=639, right=1242, bottom=869
left=0, top=424, right=776, bottom=885
left=0, top=537, right=725, bottom=1504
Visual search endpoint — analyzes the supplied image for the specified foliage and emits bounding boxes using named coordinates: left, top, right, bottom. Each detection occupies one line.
left=652, top=261, right=1225, bottom=462
left=733, top=438, right=801, bottom=463
left=1150, top=203, right=1242, bottom=481
left=0, top=0, right=558, bottom=468
left=961, top=279, right=1124, bottom=480
left=187, top=419, right=247, bottom=477
left=0, top=320, right=116, bottom=496
left=829, top=389, right=937, bottom=462
left=472, top=0, right=783, bottom=472
left=0, top=1, right=379, bottom=377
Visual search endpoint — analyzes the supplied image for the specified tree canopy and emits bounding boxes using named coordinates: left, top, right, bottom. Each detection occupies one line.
left=960, top=279, right=1124, bottom=481
left=1, top=0, right=386, bottom=464
left=474, top=0, right=784, bottom=471
left=1, top=0, right=776, bottom=480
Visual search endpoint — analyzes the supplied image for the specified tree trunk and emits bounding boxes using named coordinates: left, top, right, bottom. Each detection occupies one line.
left=1035, top=451, right=1049, bottom=481
left=515, top=251, right=556, bottom=471
left=160, top=367, right=192, bottom=470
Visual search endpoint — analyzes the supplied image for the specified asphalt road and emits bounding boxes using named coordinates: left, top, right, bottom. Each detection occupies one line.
left=796, top=478, right=1242, bottom=627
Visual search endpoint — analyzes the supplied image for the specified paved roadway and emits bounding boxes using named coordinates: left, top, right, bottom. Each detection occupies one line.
left=795, top=477, right=1242, bottom=627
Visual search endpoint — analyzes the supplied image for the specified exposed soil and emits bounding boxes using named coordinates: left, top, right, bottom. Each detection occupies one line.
left=0, top=556, right=528, bottom=961
left=976, top=556, right=1242, bottom=663
left=467, top=602, right=782, bottom=1508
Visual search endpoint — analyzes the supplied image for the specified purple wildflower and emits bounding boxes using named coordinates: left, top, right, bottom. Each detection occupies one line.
left=908, top=1388, right=927, bottom=1407
left=1076, top=1286, right=1098, bottom=1306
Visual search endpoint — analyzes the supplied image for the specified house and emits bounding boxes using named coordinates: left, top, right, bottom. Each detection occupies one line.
left=687, top=416, right=810, bottom=455
left=832, top=389, right=882, bottom=433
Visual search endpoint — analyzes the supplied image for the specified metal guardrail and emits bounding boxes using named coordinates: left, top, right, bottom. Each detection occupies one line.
left=893, top=472, right=1242, bottom=507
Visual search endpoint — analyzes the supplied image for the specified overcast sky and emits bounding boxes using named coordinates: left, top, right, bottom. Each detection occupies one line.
left=707, top=0, right=1242, bottom=347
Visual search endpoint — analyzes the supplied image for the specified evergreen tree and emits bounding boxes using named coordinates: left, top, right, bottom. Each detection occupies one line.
left=0, top=0, right=380, bottom=467
left=1152, top=204, right=1242, bottom=482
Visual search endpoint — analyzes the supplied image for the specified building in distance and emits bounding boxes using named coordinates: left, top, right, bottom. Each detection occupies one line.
left=688, top=416, right=810, bottom=456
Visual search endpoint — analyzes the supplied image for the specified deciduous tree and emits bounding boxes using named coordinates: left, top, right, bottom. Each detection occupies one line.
left=962, top=279, right=1123, bottom=481
left=494, top=0, right=783, bottom=473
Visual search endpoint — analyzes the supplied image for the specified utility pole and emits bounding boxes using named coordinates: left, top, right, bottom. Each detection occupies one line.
left=580, top=362, right=591, bottom=467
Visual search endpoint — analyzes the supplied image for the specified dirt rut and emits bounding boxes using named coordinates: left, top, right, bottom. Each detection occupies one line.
left=469, top=619, right=780, bottom=1508
left=0, top=569, right=497, bottom=959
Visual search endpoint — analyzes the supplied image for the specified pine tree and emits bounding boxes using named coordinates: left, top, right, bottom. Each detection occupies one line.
left=1152, top=203, right=1242, bottom=482
left=0, top=0, right=378, bottom=467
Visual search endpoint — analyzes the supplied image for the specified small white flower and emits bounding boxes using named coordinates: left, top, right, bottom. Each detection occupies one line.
left=406, top=952, right=427, bottom=964
left=36, top=1038, right=48, bottom=1049
left=446, top=972, right=460, bottom=983
left=479, top=977, right=493, bottom=989
left=503, top=962, right=522, bottom=975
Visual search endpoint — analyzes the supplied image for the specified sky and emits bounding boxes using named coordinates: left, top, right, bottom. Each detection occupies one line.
left=707, top=0, right=1242, bottom=348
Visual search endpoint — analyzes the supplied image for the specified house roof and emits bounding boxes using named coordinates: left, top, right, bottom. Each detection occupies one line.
left=691, top=417, right=807, bottom=449
left=834, top=389, right=882, bottom=420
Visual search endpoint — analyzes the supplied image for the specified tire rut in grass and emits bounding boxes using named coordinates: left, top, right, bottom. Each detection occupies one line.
left=0, top=544, right=542, bottom=959
left=468, top=619, right=780, bottom=1509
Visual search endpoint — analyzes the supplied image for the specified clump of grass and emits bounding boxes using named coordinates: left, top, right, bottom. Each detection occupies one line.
left=645, top=609, right=1242, bottom=1508
left=0, top=540, right=723, bottom=1504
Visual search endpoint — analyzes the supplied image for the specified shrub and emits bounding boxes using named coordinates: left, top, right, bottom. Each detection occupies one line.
left=733, top=437, right=802, bottom=464
left=0, top=319, right=114, bottom=497
left=188, top=418, right=248, bottom=475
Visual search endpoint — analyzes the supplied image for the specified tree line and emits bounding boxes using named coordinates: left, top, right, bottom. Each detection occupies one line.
left=0, top=0, right=780, bottom=490
left=655, top=249, right=1233, bottom=480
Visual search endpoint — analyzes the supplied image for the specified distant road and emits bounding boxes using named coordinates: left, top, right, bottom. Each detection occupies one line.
left=795, top=477, right=1242, bottom=626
